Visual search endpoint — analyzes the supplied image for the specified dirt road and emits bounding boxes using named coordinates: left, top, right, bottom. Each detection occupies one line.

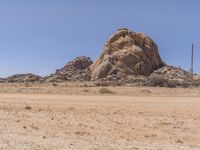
left=0, top=94, right=200, bottom=149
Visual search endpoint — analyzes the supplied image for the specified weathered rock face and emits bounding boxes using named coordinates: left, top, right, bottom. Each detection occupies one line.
left=90, top=28, right=165, bottom=80
left=46, top=56, right=93, bottom=82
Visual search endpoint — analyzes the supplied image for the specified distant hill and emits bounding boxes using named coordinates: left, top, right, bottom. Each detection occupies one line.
left=6, top=73, right=42, bottom=83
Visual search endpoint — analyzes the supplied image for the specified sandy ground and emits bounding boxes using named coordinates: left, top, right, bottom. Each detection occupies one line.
left=1, top=83, right=200, bottom=149
left=1, top=82, right=200, bottom=97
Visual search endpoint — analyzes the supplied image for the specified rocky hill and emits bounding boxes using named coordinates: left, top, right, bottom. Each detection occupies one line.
left=45, top=56, right=93, bottom=82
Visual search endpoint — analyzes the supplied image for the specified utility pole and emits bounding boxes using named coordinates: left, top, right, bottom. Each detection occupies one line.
left=191, top=43, right=194, bottom=74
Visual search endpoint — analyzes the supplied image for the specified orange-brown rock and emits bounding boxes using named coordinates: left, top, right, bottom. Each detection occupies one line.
left=90, top=28, right=165, bottom=80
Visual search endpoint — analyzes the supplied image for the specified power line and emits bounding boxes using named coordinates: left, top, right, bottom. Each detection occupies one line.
left=159, top=47, right=191, bottom=51
left=159, top=44, right=200, bottom=51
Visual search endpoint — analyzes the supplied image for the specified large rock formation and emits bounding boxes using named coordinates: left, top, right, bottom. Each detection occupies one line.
left=1, top=28, right=199, bottom=88
left=46, top=56, right=93, bottom=82
left=90, top=28, right=165, bottom=80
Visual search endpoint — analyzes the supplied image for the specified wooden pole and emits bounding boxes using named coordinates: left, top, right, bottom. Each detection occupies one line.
left=191, top=43, right=194, bottom=74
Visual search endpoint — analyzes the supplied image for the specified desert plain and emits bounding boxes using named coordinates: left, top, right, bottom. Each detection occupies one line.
left=0, top=83, right=200, bottom=150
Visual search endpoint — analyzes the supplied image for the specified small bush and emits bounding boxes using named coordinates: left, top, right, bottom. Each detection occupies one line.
left=109, top=81, right=122, bottom=87
left=99, top=88, right=114, bottom=94
left=94, top=82, right=109, bottom=87
left=25, top=105, right=32, bottom=110
left=140, top=89, right=152, bottom=94
left=148, top=75, right=180, bottom=88
left=83, top=84, right=88, bottom=87
left=52, top=83, right=58, bottom=86
left=149, top=75, right=167, bottom=87
left=83, top=89, right=89, bottom=93
left=94, top=81, right=122, bottom=87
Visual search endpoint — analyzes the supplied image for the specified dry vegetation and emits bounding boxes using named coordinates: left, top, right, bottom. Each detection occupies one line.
left=99, top=88, right=115, bottom=94
left=1, top=82, right=200, bottom=97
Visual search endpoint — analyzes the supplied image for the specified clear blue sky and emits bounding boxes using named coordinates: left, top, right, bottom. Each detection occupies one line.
left=0, top=0, right=200, bottom=77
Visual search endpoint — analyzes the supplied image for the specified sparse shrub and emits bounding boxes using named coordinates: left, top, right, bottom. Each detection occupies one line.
left=148, top=75, right=180, bottom=88
left=74, top=131, right=90, bottom=136
left=83, top=89, right=89, bottom=93
left=181, top=82, right=190, bottom=88
left=148, top=75, right=168, bottom=87
left=94, top=82, right=109, bottom=87
left=166, top=80, right=179, bottom=88
left=80, top=83, right=91, bottom=87
left=25, top=105, right=32, bottom=110
left=131, top=76, right=148, bottom=86
left=94, top=81, right=122, bottom=87
left=109, top=81, right=122, bottom=87
left=24, top=83, right=30, bottom=87
left=83, top=84, right=88, bottom=87
left=140, top=89, right=152, bottom=94
left=52, top=83, right=58, bottom=86
left=99, top=88, right=114, bottom=94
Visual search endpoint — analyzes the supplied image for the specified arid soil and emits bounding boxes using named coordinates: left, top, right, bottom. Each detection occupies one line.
left=1, top=83, right=200, bottom=149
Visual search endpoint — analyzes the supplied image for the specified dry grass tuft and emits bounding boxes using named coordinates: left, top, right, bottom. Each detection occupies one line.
left=82, top=89, right=89, bottom=93
left=99, top=88, right=114, bottom=94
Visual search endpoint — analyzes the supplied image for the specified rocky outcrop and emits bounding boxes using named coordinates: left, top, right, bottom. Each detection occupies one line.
left=148, top=66, right=200, bottom=87
left=0, top=78, right=6, bottom=83
left=90, top=28, right=165, bottom=80
left=6, top=74, right=42, bottom=83
left=46, top=56, right=93, bottom=82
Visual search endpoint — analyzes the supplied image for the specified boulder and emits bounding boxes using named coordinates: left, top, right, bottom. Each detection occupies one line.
left=90, top=28, right=165, bottom=80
